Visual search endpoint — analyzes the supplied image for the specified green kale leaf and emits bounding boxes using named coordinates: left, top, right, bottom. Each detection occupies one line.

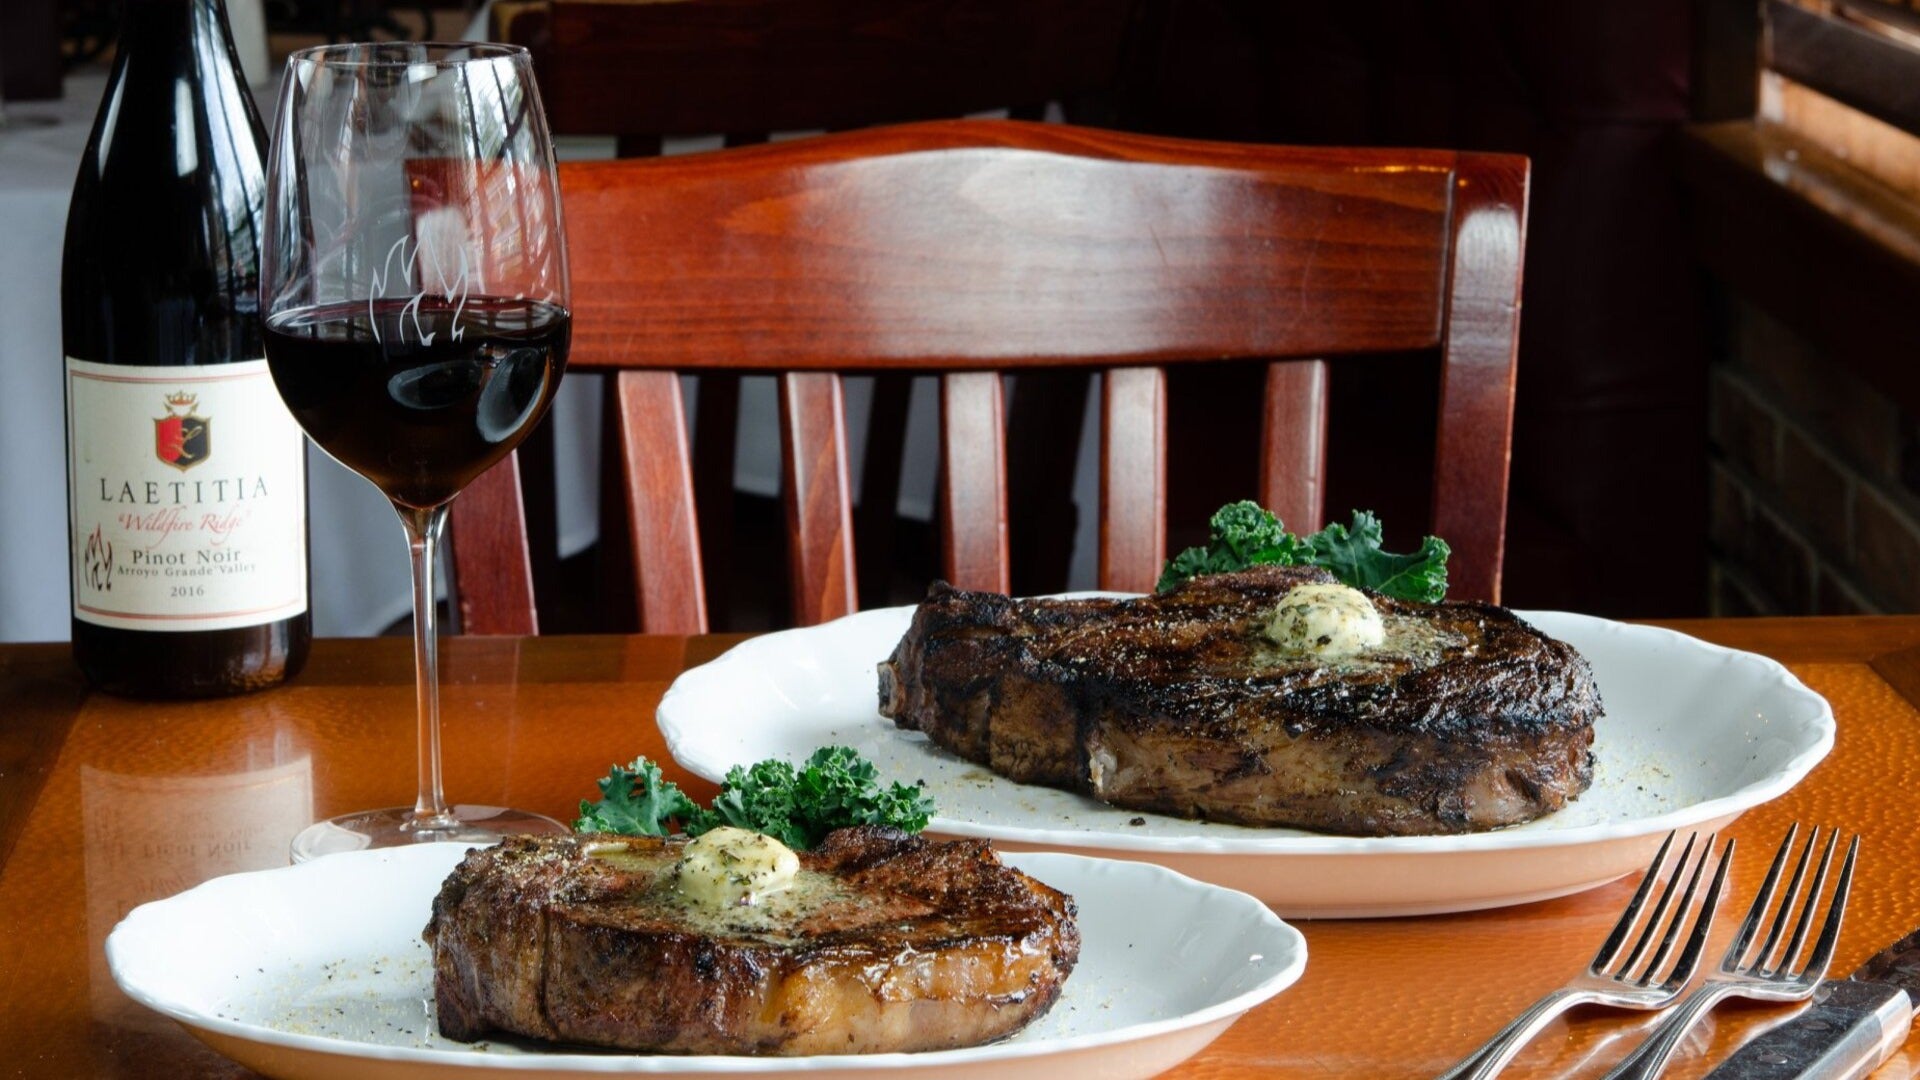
left=686, top=758, right=809, bottom=850
left=687, top=746, right=934, bottom=850
left=574, top=757, right=699, bottom=836
left=1208, top=500, right=1297, bottom=566
left=1303, top=510, right=1451, bottom=604
left=788, top=746, right=935, bottom=846
left=1156, top=501, right=1449, bottom=602
left=1156, top=501, right=1307, bottom=592
left=577, top=747, right=935, bottom=850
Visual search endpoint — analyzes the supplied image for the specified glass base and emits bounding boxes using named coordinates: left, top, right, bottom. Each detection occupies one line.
left=290, top=805, right=568, bottom=862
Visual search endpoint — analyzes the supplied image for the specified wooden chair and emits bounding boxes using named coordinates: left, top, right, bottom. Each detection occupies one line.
left=448, top=121, right=1528, bottom=634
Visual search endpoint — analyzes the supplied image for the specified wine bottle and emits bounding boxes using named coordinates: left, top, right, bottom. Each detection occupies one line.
left=62, top=0, right=310, bottom=697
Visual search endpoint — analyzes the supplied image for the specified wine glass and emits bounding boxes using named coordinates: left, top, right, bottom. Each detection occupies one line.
left=261, top=42, right=571, bottom=860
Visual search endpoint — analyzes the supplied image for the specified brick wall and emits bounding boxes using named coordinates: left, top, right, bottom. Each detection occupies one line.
left=1709, top=301, right=1920, bottom=615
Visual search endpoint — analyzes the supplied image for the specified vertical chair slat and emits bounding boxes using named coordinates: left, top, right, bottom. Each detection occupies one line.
left=1433, top=156, right=1528, bottom=604
left=1258, top=359, right=1331, bottom=535
left=779, top=371, right=858, bottom=625
left=939, top=372, right=1010, bottom=593
left=1098, top=366, right=1167, bottom=592
left=448, top=453, right=540, bottom=635
left=615, top=371, right=708, bottom=634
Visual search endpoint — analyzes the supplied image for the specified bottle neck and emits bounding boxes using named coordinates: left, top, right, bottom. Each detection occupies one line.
left=117, top=0, right=238, bottom=67
left=108, top=0, right=257, bottom=128
left=122, top=0, right=214, bottom=34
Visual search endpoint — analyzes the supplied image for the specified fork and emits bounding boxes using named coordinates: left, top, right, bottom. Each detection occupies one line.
left=1598, top=823, right=1860, bottom=1080
left=1436, top=831, right=1733, bottom=1080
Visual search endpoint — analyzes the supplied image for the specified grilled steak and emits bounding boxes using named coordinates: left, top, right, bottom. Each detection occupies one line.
left=877, top=565, right=1599, bottom=836
left=423, top=827, right=1079, bottom=1054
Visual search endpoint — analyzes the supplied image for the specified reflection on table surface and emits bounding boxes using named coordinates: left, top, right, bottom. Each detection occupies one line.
left=5, top=621, right=1920, bottom=1078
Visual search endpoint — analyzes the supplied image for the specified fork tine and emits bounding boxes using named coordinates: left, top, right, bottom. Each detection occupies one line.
left=1620, top=834, right=1712, bottom=976
left=1612, top=822, right=1704, bottom=976
left=1752, top=825, right=1825, bottom=973
left=1724, top=822, right=1801, bottom=972
left=1628, top=834, right=1712, bottom=982
left=1795, top=834, right=1858, bottom=980
left=1635, top=834, right=1726, bottom=987
left=1660, top=836, right=1736, bottom=991
left=1591, top=830, right=1681, bottom=971
left=1769, top=828, right=1841, bottom=975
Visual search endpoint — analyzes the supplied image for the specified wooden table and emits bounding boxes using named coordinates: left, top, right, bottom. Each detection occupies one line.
left=7, top=619, right=1920, bottom=1078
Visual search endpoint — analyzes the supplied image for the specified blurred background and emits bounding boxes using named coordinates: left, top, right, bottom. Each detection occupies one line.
left=4, top=0, right=1910, bottom=638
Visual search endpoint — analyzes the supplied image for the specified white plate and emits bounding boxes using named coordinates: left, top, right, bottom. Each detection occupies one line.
left=660, top=605, right=1835, bottom=917
left=107, top=844, right=1303, bottom=1080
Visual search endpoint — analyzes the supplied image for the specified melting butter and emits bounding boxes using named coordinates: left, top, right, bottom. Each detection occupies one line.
left=1263, top=583, right=1386, bottom=659
left=588, top=843, right=850, bottom=936
left=1253, top=613, right=1463, bottom=676
left=674, top=826, right=800, bottom=908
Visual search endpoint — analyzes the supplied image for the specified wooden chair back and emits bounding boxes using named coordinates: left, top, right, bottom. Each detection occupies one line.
left=448, top=121, right=1529, bottom=634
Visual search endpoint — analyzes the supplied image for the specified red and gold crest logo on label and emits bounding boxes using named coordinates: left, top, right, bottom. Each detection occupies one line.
left=155, top=391, right=210, bottom=471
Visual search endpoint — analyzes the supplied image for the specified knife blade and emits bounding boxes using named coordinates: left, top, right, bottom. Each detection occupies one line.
left=1705, top=928, right=1920, bottom=1079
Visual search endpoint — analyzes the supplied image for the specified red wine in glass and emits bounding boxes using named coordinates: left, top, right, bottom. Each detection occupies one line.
left=265, top=297, right=569, bottom=509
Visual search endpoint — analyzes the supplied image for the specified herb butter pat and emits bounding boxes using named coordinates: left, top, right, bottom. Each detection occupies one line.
left=1263, top=582, right=1386, bottom=659
left=674, top=826, right=800, bottom=908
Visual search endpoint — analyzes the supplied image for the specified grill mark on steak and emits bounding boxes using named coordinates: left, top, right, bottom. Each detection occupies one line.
left=877, top=565, right=1600, bottom=836
left=423, top=827, right=1079, bottom=1054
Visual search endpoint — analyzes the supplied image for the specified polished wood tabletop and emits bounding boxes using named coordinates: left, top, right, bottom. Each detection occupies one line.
left=7, top=618, right=1920, bottom=1078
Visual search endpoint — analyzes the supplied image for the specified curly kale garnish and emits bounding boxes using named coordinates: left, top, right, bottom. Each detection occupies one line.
left=575, top=747, right=934, bottom=849
left=573, top=757, right=699, bottom=836
left=689, top=758, right=807, bottom=849
left=1301, top=511, right=1451, bottom=604
left=1157, top=501, right=1449, bottom=603
left=1156, top=500, right=1307, bottom=592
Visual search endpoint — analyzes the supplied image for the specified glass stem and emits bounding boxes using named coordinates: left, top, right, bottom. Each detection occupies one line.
left=398, top=502, right=456, bottom=830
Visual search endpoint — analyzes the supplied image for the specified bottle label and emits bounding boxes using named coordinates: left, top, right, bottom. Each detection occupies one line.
left=66, top=358, right=308, bottom=631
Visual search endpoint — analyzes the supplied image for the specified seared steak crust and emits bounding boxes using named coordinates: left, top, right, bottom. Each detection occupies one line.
left=877, top=565, right=1599, bottom=836
left=423, top=827, right=1079, bottom=1054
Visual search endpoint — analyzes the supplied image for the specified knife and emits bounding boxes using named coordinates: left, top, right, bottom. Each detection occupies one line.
left=1705, top=928, right=1920, bottom=1079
